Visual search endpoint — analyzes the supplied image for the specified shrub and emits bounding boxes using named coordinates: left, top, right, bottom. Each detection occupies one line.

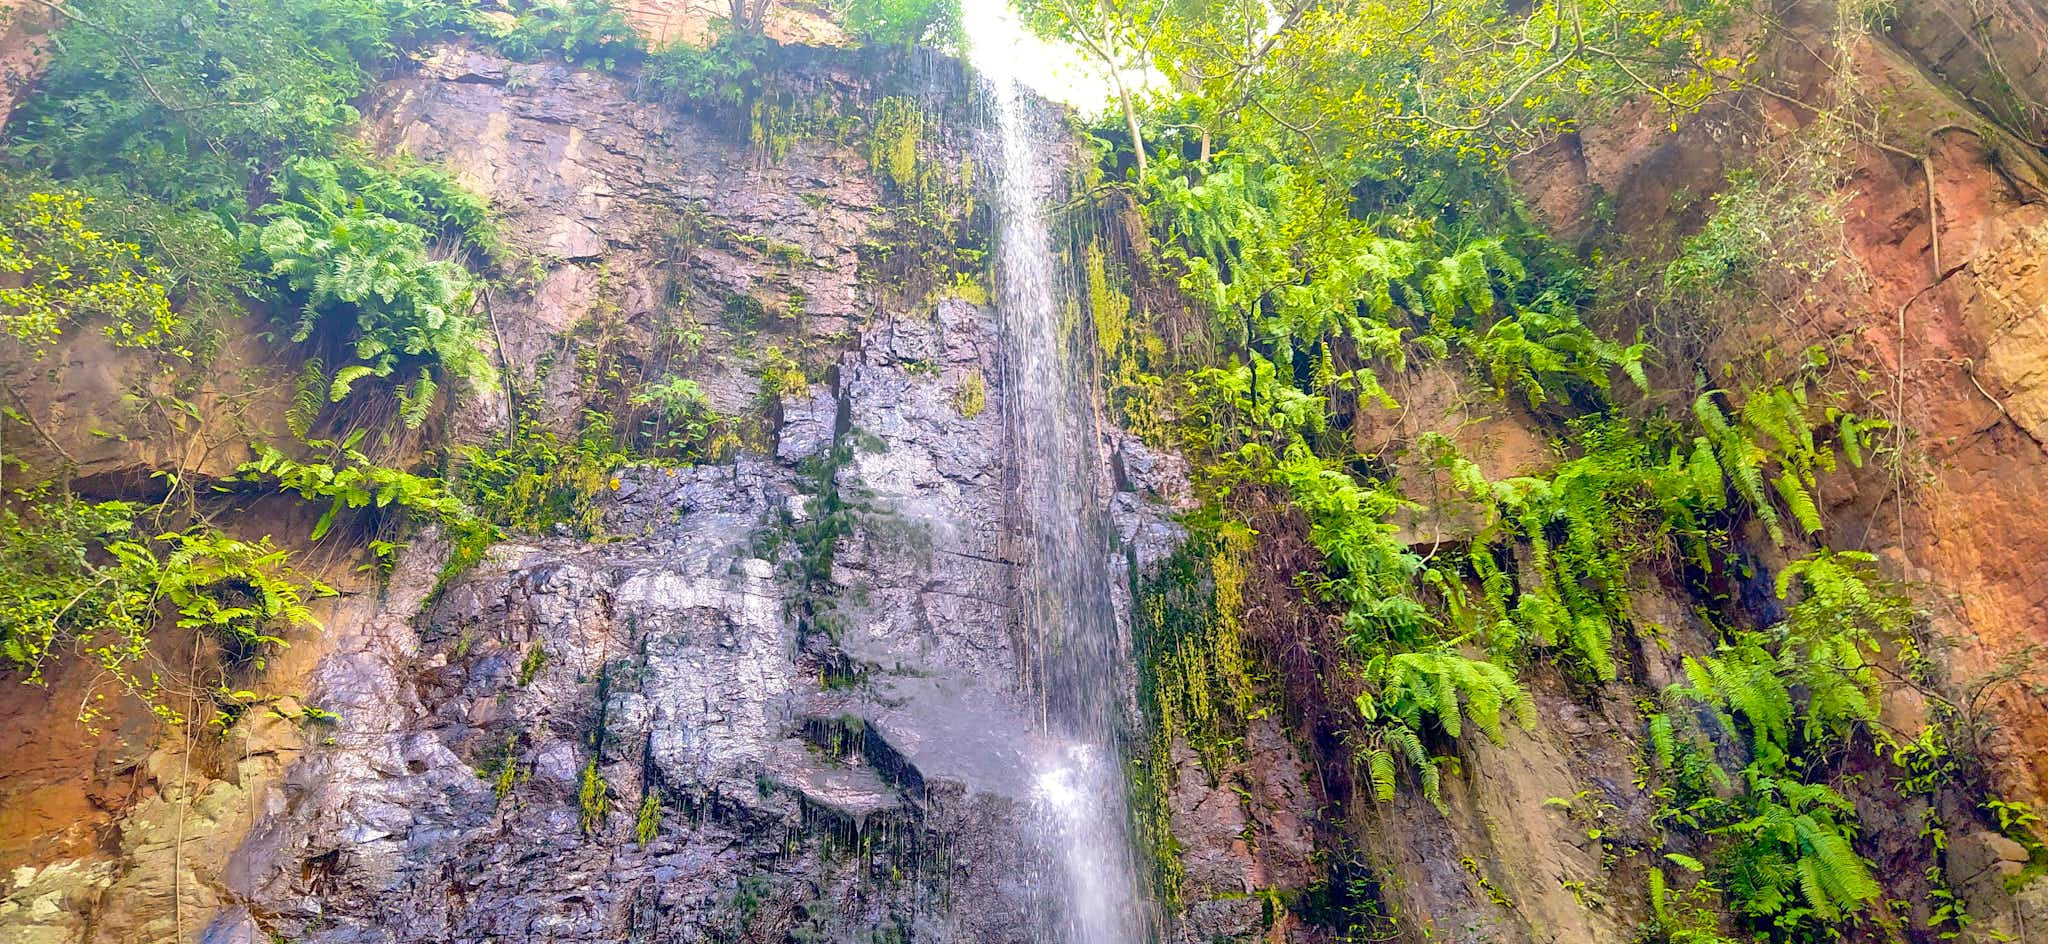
left=250, top=173, right=494, bottom=422
left=494, top=0, right=644, bottom=69
left=631, top=375, right=729, bottom=459
left=0, top=187, right=179, bottom=356
left=239, top=432, right=479, bottom=541
left=645, top=35, right=771, bottom=111
left=6, top=0, right=476, bottom=207
left=0, top=488, right=330, bottom=725
left=449, top=411, right=623, bottom=539
left=845, top=0, right=962, bottom=52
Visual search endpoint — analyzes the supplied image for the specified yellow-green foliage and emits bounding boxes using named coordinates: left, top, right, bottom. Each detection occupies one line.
left=1149, top=525, right=1261, bottom=769
left=952, top=370, right=987, bottom=419
left=517, top=644, right=549, bottom=687
left=578, top=758, right=610, bottom=835
left=1, top=490, right=331, bottom=728
left=485, top=731, right=524, bottom=803
left=448, top=411, right=620, bottom=542
left=757, top=345, right=809, bottom=398
left=635, top=790, right=662, bottom=845
left=1691, top=365, right=1884, bottom=546
left=0, top=187, right=180, bottom=357
left=1130, top=527, right=1264, bottom=910
left=868, top=96, right=924, bottom=194
left=945, top=271, right=989, bottom=306
left=1086, top=242, right=1173, bottom=445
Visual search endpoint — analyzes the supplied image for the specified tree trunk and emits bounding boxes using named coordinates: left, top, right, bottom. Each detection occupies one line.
left=1098, top=19, right=1147, bottom=178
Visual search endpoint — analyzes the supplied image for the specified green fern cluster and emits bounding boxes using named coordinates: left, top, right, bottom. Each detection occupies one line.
left=154, top=530, right=334, bottom=651
left=1346, top=645, right=1533, bottom=811
left=270, top=155, right=502, bottom=262
left=1271, top=441, right=1542, bottom=809
left=1, top=488, right=330, bottom=726
left=1431, top=419, right=1720, bottom=679
left=1715, top=777, right=1883, bottom=930
left=1636, top=548, right=1918, bottom=939
left=492, top=0, right=644, bottom=70
left=1361, top=647, right=1536, bottom=744
left=1481, top=422, right=1669, bottom=679
left=1151, top=152, right=1648, bottom=424
left=239, top=431, right=479, bottom=542
left=1465, top=299, right=1649, bottom=407
left=1690, top=372, right=1885, bottom=546
left=1269, top=444, right=1428, bottom=648
left=252, top=166, right=495, bottom=428
left=1668, top=550, right=1897, bottom=768
left=448, top=409, right=625, bottom=541
left=1645, top=853, right=1739, bottom=944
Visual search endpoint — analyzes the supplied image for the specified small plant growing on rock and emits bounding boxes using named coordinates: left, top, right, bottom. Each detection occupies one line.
left=578, top=758, right=611, bottom=835
left=517, top=644, right=549, bottom=687
left=479, top=732, right=525, bottom=804
left=757, top=345, right=809, bottom=397
left=631, top=376, right=729, bottom=460
left=952, top=371, right=986, bottom=419
left=634, top=790, right=662, bottom=845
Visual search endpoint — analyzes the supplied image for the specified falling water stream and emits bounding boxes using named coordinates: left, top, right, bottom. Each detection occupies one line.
left=961, top=3, right=1148, bottom=942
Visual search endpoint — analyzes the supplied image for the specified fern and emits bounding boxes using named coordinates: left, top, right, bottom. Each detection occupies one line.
left=1696, top=391, right=1782, bottom=542
left=286, top=358, right=327, bottom=439
left=329, top=364, right=376, bottom=403
left=238, top=436, right=481, bottom=544
left=1350, top=717, right=1443, bottom=811
left=1714, top=777, right=1881, bottom=927
left=1368, top=645, right=1535, bottom=745
left=1648, top=712, right=1677, bottom=771
left=1482, top=419, right=1694, bottom=681
left=1772, top=470, right=1822, bottom=536
left=1646, top=859, right=1739, bottom=944
left=1683, top=438, right=1725, bottom=511
left=154, top=531, right=335, bottom=650
left=254, top=163, right=494, bottom=422
left=398, top=367, right=438, bottom=430
left=1771, top=551, right=1899, bottom=745
left=1270, top=444, right=1428, bottom=648
left=1671, top=636, right=1796, bottom=767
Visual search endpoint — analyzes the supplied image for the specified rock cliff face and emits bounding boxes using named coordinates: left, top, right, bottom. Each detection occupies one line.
left=1516, top=0, right=2048, bottom=810
left=0, top=33, right=1319, bottom=944
left=17, top=43, right=1285, bottom=944
left=14, top=5, right=2048, bottom=944
left=213, top=44, right=1065, bottom=942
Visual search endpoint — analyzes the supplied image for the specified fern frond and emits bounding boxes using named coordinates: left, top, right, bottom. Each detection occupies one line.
left=287, top=358, right=327, bottom=440
left=1369, top=748, right=1396, bottom=802
left=399, top=367, right=438, bottom=429
left=1773, top=470, right=1822, bottom=536
left=330, top=364, right=376, bottom=402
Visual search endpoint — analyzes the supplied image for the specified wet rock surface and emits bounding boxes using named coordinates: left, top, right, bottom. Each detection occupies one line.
left=198, top=44, right=1279, bottom=944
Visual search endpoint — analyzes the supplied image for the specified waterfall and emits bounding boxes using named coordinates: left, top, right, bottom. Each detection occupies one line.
left=960, top=4, right=1147, bottom=943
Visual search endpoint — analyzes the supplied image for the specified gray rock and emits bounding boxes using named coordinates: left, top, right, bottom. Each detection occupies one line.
left=195, top=42, right=1276, bottom=944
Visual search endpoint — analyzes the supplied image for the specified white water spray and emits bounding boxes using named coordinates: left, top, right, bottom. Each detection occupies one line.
left=961, top=3, right=1147, bottom=943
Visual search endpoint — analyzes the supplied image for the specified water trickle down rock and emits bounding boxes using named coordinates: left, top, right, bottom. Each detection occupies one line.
left=203, top=44, right=1305, bottom=944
